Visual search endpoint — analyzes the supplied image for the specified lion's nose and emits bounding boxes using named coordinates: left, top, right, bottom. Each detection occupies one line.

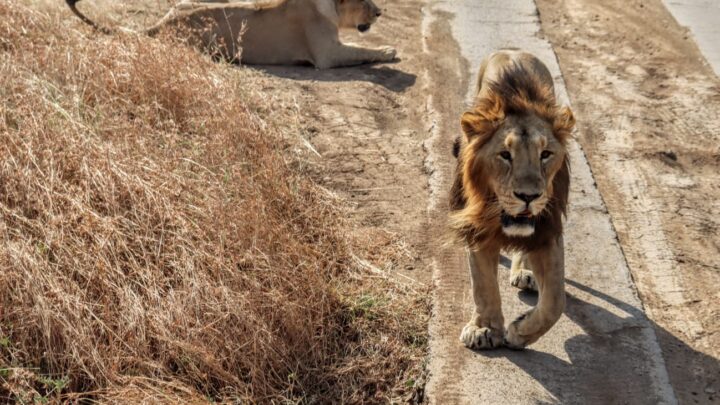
left=376, top=10, right=382, bottom=17
left=514, top=192, right=541, bottom=204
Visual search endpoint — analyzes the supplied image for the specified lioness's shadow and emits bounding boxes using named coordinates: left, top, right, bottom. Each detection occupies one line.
left=482, top=277, right=719, bottom=404
left=250, top=63, right=416, bottom=93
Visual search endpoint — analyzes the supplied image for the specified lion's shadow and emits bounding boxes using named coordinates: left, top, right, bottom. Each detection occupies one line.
left=482, top=274, right=718, bottom=403
left=248, top=63, right=416, bottom=93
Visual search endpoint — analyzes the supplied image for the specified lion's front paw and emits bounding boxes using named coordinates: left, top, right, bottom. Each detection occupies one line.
left=510, top=269, right=537, bottom=291
left=504, top=313, right=533, bottom=350
left=460, top=324, right=503, bottom=350
left=376, top=46, right=397, bottom=62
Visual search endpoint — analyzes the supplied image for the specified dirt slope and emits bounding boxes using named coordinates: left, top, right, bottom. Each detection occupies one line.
left=1, top=0, right=430, bottom=402
left=228, top=0, right=457, bottom=399
left=257, top=2, right=434, bottom=283
left=536, top=0, right=720, bottom=402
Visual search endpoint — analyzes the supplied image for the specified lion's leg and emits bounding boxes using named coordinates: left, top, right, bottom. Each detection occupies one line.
left=460, top=247, right=504, bottom=350
left=509, top=251, right=538, bottom=291
left=505, top=236, right=566, bottom=349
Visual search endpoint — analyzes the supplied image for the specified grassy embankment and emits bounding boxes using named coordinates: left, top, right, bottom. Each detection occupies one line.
left=0, top=2, right=427, bottom=403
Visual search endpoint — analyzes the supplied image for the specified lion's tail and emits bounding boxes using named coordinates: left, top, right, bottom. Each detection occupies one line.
left=66, top=0, right=115, bottom=34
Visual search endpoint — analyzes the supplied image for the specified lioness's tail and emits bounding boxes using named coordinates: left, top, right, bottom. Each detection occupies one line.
left=66, top=0, right=113, bottom=34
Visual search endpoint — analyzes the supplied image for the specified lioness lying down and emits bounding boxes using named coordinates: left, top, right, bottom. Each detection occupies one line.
left=66, top=0, right=397, bottom=69
left=450, top=49, right=575, bottom=349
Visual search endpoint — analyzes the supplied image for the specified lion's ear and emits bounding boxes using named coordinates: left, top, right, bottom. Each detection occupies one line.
left=556, top=106, right=575, bottom=131
left=462, top=97, right=504, bottom=140
left=461, top=111, right=484, bottom=139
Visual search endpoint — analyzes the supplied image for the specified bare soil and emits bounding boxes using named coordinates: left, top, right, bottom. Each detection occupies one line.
left=257, top=7, right=433, bottom=284
left=247, top=3, right=472, bottom=281
left=250, top=2, right=472, bottom=400
left=536, top=0, right=720, bottom=401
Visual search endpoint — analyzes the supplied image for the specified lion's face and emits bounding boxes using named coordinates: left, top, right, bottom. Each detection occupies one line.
left=336, top=0, right=382, bottom=32
left=462, top=112, right=569, bottom=237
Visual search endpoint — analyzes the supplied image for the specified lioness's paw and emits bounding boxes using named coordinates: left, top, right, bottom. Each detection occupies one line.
left=510, top=269, right=537, bottom=291
left=460, top=324, right=503, bottom=350
left=376, top=46, right=397, bottom=62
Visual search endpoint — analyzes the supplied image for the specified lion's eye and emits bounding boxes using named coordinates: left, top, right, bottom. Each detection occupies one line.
left=541, top=150, right=553, bottom=160
left=499, top=151, right=512, bottom=161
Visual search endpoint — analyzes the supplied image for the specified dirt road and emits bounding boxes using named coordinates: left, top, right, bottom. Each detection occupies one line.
left=536, top=0, right=720, bottom=402
left=257, top=0, right=719, bottom=402
left=424, top=0, right=676, bottom=403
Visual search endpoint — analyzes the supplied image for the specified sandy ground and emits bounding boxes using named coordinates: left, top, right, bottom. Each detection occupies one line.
left=257, top=1, right=435, bottom=284
left=536, top=0, right=720, bottom=402
left=241, top=3, right=467, bottom=289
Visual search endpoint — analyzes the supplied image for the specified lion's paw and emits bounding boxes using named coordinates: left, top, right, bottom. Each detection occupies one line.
left=510, top=269, right=537, bottom=291
left=460, top=324, right=503, bottom=350
left=504, top=314, right=531, bottom=350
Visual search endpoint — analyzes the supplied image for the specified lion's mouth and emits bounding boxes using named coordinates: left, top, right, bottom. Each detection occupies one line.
left=357, top=24, right=371, bottom=32
left=500, top=212, right=535, bottom=226
left=500, top=211, right=536, bottom=237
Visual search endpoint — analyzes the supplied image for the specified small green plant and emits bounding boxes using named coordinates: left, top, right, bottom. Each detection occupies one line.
left=34, top=395, right=49, bottom=404
left=35, top=242, right=48, bottom=257
left=36, top=374, right=70, bottom=403
left=349, top=294, right=387, bottom=321
left=0, top=336, right=10, bottom=348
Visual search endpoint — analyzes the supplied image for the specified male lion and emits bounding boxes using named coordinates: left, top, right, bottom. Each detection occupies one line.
left=66, top=0, right=397, bottom=69
left=449, top=49, right=575, bottom=349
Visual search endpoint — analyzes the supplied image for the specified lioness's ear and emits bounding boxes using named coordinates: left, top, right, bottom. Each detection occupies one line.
left=461, top=111, right=484, bottom=138
left=556, top=106, right=575, bottom=131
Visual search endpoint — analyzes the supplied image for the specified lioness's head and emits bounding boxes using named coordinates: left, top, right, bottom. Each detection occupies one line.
left=336, top=0, right=383, bottom=32
left=459, top=66, right=575, bottom=238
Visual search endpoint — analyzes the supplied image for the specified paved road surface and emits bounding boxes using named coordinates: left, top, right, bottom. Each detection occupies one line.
left=662, top=0, right=720, bottom=76
left=424, top=0, right=679, bottom=403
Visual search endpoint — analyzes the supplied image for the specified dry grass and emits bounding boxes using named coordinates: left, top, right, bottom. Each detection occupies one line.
left=0, top=2, right=427, bottom=403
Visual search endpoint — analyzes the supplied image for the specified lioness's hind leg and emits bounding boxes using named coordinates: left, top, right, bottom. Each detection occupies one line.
left=510, top=252, right=537, bottom=291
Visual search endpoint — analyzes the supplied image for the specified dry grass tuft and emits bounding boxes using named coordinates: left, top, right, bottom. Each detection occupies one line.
left=0, top=2, right=427, bottom=403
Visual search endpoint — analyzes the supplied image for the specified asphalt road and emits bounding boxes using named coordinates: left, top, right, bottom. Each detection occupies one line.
left=662, top=0, right=720, bottom=75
